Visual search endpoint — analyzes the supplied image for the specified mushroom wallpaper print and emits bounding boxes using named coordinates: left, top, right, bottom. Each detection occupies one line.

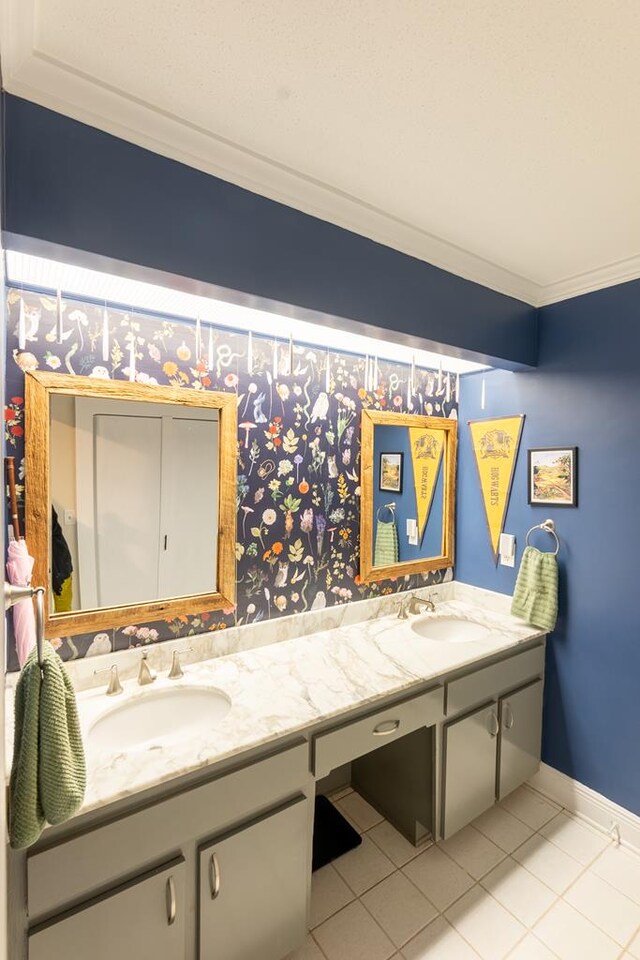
left=4, top=287, right=458, bottom=669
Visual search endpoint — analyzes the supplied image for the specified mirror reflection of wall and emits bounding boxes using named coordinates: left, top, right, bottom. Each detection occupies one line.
left=49, top=395, right=219, bottom=614
left=372, top=424, right=444, bottom=565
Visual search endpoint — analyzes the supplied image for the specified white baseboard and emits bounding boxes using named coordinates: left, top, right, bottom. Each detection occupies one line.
left=528, top=763, right=640, bottom=856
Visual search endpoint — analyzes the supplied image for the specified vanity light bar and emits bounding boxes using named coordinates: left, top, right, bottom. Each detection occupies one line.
left=5, top=251, right=488, bottom=376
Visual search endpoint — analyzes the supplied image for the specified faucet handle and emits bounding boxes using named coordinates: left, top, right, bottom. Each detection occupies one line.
left=396, top=596, right=410, bottom=620
left=138, top=652, right=156, bottom=686
left=94, top=663, right=123, bottom=696
left=167, top=647, right=193, bottom=680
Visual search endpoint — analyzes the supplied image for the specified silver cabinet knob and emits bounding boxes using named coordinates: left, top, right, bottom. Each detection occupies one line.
left=166, top=876, right=176, bottom=926
left=503, top=703, right=514, bottom=730
left=488, top=710, right=500, bottom=738
left=209, top=852, right=221, bottom=900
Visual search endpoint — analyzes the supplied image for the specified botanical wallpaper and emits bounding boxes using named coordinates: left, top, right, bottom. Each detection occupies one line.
left=4, top=287, right=458, bottom=670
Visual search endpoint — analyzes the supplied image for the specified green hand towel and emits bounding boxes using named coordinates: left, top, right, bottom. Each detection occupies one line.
left=374, top=518, right=399, bottom=567
left=511, top=545, right=558, bottom=632
left=10, top=641, right=86, bottom=849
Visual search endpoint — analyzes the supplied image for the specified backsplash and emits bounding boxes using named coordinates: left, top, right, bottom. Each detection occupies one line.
left=4, top=287, right=457, bottom=669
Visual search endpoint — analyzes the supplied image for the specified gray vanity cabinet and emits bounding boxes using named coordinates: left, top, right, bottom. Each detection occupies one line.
left=442, top=702, right=499, bottom=838
left=198, top=796, right=309, bottom=960
left=498, top=680, right=544, bottom=799
left=28, top=856, right=187, bottom=960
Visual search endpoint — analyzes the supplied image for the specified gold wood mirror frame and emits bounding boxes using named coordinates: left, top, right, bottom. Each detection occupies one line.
left=25, top=371, right=237, bottom=638
left=359, top=409, right=457, bottom=583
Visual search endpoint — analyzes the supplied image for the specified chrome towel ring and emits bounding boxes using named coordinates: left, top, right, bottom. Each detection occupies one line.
left=376, top=502, right=396, bottom=522
left=525, top=518, right=560, bottom=556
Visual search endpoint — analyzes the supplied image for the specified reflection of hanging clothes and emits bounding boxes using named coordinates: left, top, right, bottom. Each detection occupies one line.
left=374, top=506, right=399, bottom=567
left=52, top=507, right=73, bottom=612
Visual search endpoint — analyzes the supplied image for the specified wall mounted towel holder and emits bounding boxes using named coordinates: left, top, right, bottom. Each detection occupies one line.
left=4, top=583, right=46, bottom=668
left=525, top=519, right=560, bottom=556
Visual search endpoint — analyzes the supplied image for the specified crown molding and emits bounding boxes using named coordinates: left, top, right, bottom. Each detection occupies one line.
left=535, top=253, right=640, bottom=306
left=3, top=0, right=640, bottom=311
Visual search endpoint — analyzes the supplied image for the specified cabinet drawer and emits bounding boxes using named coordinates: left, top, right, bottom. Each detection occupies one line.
left=446, top=645, right=545, bottom=717
left=313, top=686, right=443, bottom=779
left=29, top=856, right=186, bottom=960
left=28, top=740, right=309, bottom=921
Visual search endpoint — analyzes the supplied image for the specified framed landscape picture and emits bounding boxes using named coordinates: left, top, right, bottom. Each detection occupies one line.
left=528, top=447, right=578, bottom=506
left=379, top=452, right=403, bottom=493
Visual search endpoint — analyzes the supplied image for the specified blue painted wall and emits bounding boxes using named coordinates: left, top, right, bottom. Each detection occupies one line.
left=457, top=279, right=640, bottom=815
left=1, top=94, right=537, bottom=369
left=373, top=424, right=444, bottom=561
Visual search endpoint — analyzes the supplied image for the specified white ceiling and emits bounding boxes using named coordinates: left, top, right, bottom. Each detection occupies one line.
left=3, top=0, right=640, bottom=306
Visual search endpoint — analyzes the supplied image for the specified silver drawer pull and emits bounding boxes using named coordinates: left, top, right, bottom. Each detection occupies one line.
left=209, top=852, right=221, bottom=899
left=373, top=719, right=400, bottom=736
left=166, top=876, right=176, bottom=926
left=503, top=703, right=514, bottom=730
left=488, top=710, right=500, bottom=738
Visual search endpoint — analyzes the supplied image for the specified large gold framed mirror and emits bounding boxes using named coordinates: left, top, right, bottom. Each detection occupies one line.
left=360, top=410, right=457, bottom=583
left=25, top=371, right=237, bottom=638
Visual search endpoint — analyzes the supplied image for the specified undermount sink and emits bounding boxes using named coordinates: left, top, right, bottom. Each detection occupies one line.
left=88, top=686, right=231, bottom=753
left=411, top=616, right=491, bottom=643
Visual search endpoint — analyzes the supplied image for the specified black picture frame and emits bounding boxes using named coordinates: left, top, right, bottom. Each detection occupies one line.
left=379, top=452, right=403, bottom=494
left=528, top=446, right=578, bottom=507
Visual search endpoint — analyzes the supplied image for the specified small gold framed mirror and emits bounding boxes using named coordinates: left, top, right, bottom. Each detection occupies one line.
left=25, top=371, right=237, bottom=638
left=359, top=409, right=457, bottom=583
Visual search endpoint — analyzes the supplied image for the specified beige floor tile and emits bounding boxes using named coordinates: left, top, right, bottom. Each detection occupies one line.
left=336, top=792, right=385, bottom=832
left=511, top=834, right=583, bottom=894
left=333, top=835, right=395, bottom=896
left=313, top=900, right=395, bottom=960
left=539, top=812, right=609, bottom=865
left=440, top=825, right=506, bottom=880
left=403, top=845, right=474, bottom=912
left=368, top=819, right=431, bottom=868
left=500, top=787, right=560, bottom=831
left=533, top=899, right=619, bottom=960
left=286, top=934, right=326, bottom=959
left=628, top=928, right=640, bottom=958
left=507, top=933, right=561, bottom=959
left=361, top=871, right=437, bottom=948
left=480, top=857, right=556, bottom=927
left=310, top=864, right=355, bottom=928
left=564, top=869, right=640, bottom=945
left=473, top=805, right=534, bottom=854
left=328, top=786, right=355, bottom=802
left=591, top=845, right=640, bottom=906
left=401, top=916, right=481, bottom=959
left=445, top=886, right=526, bottom=960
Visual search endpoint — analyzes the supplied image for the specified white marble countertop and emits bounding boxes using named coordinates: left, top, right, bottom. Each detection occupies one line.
left=51, top=596, right=544, bottom=818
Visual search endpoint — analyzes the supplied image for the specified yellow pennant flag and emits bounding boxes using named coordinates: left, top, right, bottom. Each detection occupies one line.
left=409, top=427, right=445, bottom=541
left=468, top=416, right=525, bottom=559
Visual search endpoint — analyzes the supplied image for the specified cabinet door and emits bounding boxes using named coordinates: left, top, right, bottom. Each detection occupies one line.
left=29, top=857, right=186, bottom=960
left=199, top=796, right=309, bottom=960
left=442, top=703, right=498, bottom=838
left=499, top=680, right=543, bottom=799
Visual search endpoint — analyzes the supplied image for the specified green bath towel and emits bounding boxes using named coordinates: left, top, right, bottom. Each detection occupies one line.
left=374, top=518, right=399, bottom=567
left=511, top=545, right=558, bottom=632
left=9, top=641, right=86, bottom=849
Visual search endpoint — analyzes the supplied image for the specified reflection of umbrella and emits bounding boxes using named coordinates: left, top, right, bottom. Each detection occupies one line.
left=6, top=539, right=37, bottom=668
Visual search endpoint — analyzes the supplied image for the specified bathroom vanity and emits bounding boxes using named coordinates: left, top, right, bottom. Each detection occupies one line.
left=6, top=591, right=546, bottom=960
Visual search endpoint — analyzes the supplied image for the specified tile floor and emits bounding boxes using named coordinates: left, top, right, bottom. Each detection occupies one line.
left=288, top=785, right=640, bottom=960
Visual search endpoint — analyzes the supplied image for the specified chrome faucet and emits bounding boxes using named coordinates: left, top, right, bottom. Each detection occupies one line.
left=137, top=652, right=156, bottom=686
left=94, top=663, right=123, bottom=696
left=408, top=594, right=437, bottom=615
